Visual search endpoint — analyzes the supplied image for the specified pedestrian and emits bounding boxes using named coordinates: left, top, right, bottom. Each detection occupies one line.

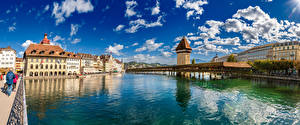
left=6, top=69, right=15, bottom=96
left=12, top=73, right=18, bottom=92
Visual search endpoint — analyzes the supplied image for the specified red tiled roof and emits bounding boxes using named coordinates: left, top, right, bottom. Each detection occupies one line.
left=176, top=37, right=192, bottom=52
left=16, top=58, right=23, bottom=62
left=24, top=43, right=67, bottom=57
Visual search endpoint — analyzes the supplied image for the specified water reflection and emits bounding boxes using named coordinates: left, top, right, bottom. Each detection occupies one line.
left=175, top=78, right=191, bottom=111
left=25, top=75, right=123, bottom=121
left=25, top=74, right=300, bottom=124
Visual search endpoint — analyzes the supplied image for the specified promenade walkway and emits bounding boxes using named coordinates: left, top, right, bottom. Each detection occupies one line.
left=0, top=79, right=20, bottom=124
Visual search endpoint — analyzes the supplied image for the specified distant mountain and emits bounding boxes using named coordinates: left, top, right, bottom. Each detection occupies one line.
left=125, top=61, right=171, bottom=69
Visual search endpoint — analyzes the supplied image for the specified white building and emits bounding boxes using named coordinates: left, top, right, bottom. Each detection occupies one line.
left=66, top=52, right=80, bottom=75
left=0, top=46, right=16, bottom=72
left=77, top=53, right=98, bottom=74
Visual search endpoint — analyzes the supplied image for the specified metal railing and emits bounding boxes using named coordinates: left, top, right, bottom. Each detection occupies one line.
left=7, top=77, right=28, bottom=125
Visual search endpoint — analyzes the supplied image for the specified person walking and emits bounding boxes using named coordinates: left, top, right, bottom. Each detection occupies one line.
left=12, top=73, right=18, bottom=92
left=6, top=69, right=15, bottom=96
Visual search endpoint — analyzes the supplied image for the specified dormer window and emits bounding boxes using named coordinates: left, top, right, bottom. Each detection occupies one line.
left=49, top=51, right=54, bottom=55
left=39, top=51, right=45, bottom=54
left=68, top=54, right=71, bottom=56
left=31, top=50, right=37, bottom=54
left=59, top=52, right=65, bottom=55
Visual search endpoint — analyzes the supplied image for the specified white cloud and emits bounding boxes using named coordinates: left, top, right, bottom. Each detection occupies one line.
left=132, top=42, right=139, bottom=46
left=6, top=10, right=11, bottom=14
left=125, top=54, right=176, bottom=64
left=70, top=24, right=79, bottom=36
left=175, top=0, right=208, bottom=20
left=44, top=5, right=50, bottom=12
left=106, top=44, right=124, bottom=56
left=125, top=0, right=138, bottom=17
left=161, top=51, right=172, bottom=57
left=8, top=26, right=16, bottom=32
left=71, top=38, right=81, bottom=44
left=52, top=0, right=94, bottom=25
left=8, top=22, right=16, bottom=32
left=135, top=38, right=163, bottom=52
left=152, top=1, right=160, bottom=15
left=125, top=16, right=163, bottom=33
left=114, top=25, right=125, bottom=31
left=18, top=51, right=24, bottom=57
left=53, top=35, right=65, bottom=42
left=21, top=40, right=34, bottom=49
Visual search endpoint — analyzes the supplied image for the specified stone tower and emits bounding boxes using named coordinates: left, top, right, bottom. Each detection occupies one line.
left=176, top=37, right=192, bottom=65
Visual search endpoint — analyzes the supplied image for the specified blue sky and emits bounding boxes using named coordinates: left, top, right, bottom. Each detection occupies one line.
left=1, top=0, right=300, bottom=64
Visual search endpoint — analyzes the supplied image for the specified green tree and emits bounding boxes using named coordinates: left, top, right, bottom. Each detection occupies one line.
left=227, top=54, right=237, bottom=62
left=192, top=58, right=196, bottom=64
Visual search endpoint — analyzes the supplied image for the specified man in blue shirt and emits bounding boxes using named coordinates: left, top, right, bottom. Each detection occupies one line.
left=6, top=69, right=15, bottom=96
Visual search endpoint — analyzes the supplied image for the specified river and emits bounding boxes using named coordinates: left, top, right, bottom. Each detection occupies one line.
left=25, top=74, right=300, bottom=125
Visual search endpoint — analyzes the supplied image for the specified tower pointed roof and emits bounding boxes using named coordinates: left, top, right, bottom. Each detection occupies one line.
left=40, top=33, right=50, bottom=44
left=176, top=37, right=192, bottom=53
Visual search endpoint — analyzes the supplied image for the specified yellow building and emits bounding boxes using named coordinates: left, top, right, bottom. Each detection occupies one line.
left=24, top=34, right=67, bottom=77
left=176, top=37, right=192, bottom=65
left=272, top=41, right=299, bottom=61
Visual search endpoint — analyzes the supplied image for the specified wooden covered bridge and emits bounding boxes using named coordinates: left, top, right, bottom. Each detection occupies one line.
left=126, top=62, right=252, bottom=78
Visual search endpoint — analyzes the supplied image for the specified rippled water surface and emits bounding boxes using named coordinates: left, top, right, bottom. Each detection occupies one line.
left=25, top=74, right=300, bottom=125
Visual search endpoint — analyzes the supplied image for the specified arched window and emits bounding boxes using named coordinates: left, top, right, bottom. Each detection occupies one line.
left=54, top=72, right=57, bottom=76
left=46, top=64, right=48, bottom=69
left=50, top=72, right=53, bottom=76
left=35, top=64, right=38, bottom=69
left=39, top=72, right=43, bottom=76
left=30, top=64, right=33, bottom=69
left=40, top=64, right=43, bottom=69
left=62, top=72, right=65, bottom=76
left=45, top=72, right=48, bottom=76
left=59, top=65, right=61, bottom=69
left=59, top=72, right=61, bottom=75
left=63, top=65, right=66, bottom=69
left=55, top=64, right=57, bottom=69
left=29, top=72, right=33, bottom=76
left=34, top=72, right=38, bottom=76
left=50, top=65, right=53, bottom=69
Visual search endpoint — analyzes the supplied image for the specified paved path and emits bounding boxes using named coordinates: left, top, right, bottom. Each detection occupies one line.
left=0, top=80, right=20, bottom=125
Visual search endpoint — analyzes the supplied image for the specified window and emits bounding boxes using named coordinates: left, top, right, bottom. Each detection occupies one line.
left=59, top=65, right=61, bottom=69
left=35, top=64, right=38, bottom=69
left=55, top=64, right=57, bottom=69
left=50, top=65, right=53, bottom=69
left=46, top=65, right=48, bottom=69
left=40, top=64, right=43, bottom=69
left=30, top=64, right=33, bottom=69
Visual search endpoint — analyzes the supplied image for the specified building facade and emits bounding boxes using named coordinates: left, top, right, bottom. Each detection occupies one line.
left=15, top=58, right=24, bottom=73
left=0, top=46, right=16, bottom=73
left=24, top=34, right=67, bottom=77
left=236, top=43, right=274, bottom=62
left=77, top=53, right=98, bottom=74
left=272, top=41, right=299, bottom=61
left=66, top=52, right=80, bottom=75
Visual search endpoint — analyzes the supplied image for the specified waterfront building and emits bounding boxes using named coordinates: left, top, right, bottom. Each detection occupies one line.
left=93, top=55, right=104, bottom=72
left=66, top=52, right=80, bottom=75
left=212, top=53, right=238, bottom=62
left=272, top=41, right=300, bottom=61
left=176, top=37, right=192, bottom=65
left=24, top=34, right=67, bottom=77
left=0, top=46, right=16, bottom=74
left=15, top=57, right=24, bottom=73
left=236, top=43, right=274, bottom=62
left=77, top=53, right=98, bottom=74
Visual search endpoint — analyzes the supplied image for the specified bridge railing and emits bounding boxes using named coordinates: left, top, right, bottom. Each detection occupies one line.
left=7, top=77, right=28, bottom=125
